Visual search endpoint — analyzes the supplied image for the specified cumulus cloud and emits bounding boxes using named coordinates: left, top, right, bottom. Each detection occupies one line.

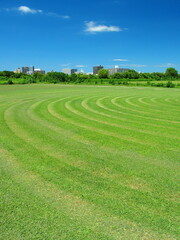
left=113, top=59, right=128, bottom=62
left=17, top=6, right=42, bottom=14
left=85, top=21, right=121, bottom=34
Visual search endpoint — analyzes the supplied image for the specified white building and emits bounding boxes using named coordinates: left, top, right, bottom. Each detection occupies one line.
left=62, top=69, right=71, bottom=75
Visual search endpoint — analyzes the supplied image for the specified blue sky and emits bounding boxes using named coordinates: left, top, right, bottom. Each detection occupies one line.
left=0, top=0, right=180, bottom=73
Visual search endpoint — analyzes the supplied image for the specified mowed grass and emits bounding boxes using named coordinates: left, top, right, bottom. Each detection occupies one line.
left=0, top=84, right=179, bottom=240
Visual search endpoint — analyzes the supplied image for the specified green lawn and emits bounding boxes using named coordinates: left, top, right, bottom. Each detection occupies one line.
left=0, top=84, right=179, bottom=240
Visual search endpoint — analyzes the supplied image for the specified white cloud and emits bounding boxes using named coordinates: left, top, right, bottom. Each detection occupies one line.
left=119, top=64, right=147, bottom=68
left=46, top=12, right=70, bottom=19
left=85, top=21, right=121, bottom=34
left=74, top=65, right=87, bottom=68
left=105, top=64, right=147, bottom=69
left=154, top=63, right=177, bottom=68
left=17, top=6, right=42, bottom=14
left=4, top=6, right=69, bottom=19
left=63, top=15, right=70, bottom=19
left=113, top=59, right=128, bottom=62
left=60, top=63, right=71, bottom=67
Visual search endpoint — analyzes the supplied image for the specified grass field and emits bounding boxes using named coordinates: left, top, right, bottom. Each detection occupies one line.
left=0, top=84, right=179, bottom=240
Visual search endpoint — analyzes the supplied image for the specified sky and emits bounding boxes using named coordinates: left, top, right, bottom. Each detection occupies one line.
left=0, top=0, right=180, bottom=73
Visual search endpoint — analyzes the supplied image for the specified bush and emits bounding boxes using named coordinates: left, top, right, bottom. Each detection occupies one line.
left=153, top=83, right=165, bottom=87
left=166, top=81, right=175, bottom=88
left=122, top=81, right=129, bottom=85
left=7, top=80, right=13, bottom=85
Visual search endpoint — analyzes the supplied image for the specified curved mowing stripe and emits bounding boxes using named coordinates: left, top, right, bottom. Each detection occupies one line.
left=129, top=97, right=171, bottom=113
left=47, top=98, right=158, bottom=147
left=126, top=98, right=180, bottom=123
left=48, top=100, right=148, bottom=144
left=114, top=96, right=168, bottom=117
left=81, top=97, right=180, bottom=141
left=125, top=96, right=142, bottom=107
left=113, top=96, right=180, bottom=120
left=164, top=98, right=179, bottom=105
left=3, top=99, right=97, bottom=172
left=25, top=97, right=180, bottom=172
left=96, top=97, right=179, bottom=132
left=151, top=97, right=180, bottom=110
left=112, top=97, right=180, bottom=124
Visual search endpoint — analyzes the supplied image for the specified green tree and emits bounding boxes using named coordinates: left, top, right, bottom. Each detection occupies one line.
left=33, top=72, right=44, bottom=82
left=88, top=74, right=97, bottom=79
left=44, top=72, right=69, bottom=83
left=139, top=72, right=153, bottom=79
left=0, top=71, right=15, bottom=78
left=151, top=72, right=165, bottom=80
left=70, top=73, right=78, bottom=82
left=98, top=69, right=109, bottom=79
left=126, top=70, right=139, bottom=79
left=76, top=73, right=88, bottom=82
left=111, top=72, right=123, bottom=79
left=165, top=68, right=178, bottom=79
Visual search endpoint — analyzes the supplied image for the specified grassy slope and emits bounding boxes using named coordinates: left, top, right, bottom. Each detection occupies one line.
left=0, top=85, right=179, bottom=240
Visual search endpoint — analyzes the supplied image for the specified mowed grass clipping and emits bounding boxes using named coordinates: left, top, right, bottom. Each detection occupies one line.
left=0, top=84, right=179, bottom=240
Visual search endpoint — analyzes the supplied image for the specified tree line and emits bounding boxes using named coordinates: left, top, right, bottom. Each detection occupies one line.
left=97, top=68, right=179, bottom=79
left=0, top=68, right=179, bottom=86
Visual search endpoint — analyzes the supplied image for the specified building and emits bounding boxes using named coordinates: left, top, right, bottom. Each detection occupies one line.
left=27, top=66, right=35, bottom=75
left=22, top=66, right=34, bottom=75
left=14, top=68, right=21, bottom=73
left=93, top=65, right=103, bottom=75
left=108, top=67, right=129, bottom=75
left=34, top=69, right=46, bottom=75
left=21, top=66, right=45, bottom=75
left=62, top=69, right=78, bottom=75
left=62, top=69, right=71, bottom=75
left=22, top=67, right=29, bottom=74
left=71, top=69, right=78, bottom=74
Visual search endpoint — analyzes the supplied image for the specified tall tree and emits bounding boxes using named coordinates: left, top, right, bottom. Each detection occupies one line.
left=98, top=69, right=109, bottom=79
left=165, top=68, right=178, bottom=79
